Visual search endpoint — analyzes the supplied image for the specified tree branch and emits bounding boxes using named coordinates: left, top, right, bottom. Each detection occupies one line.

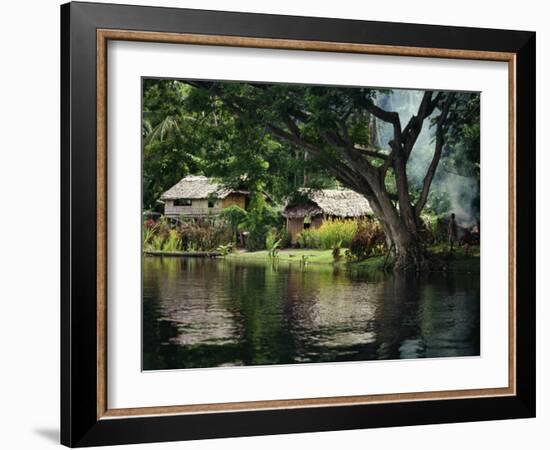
left=352, top=145, right=388, bottom=160
left=362, top=98, right=401, bottom=128
left=414, top=93, right=455, bottom=216
left=402, top=91, right=443, bottom=159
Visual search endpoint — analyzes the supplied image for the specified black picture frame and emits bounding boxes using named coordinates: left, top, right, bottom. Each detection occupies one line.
left=61, top=1, right=536, bottom=447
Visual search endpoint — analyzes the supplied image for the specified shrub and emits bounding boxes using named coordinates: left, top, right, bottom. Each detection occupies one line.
left=216, top=243, right=234, bottom=256
left=348, top=219, right=386, bottom=260
left=266, top=227, right=291, bottom=250
left=142, top=226, right=156, bottom=250
left=297, top=228, right=320, bottom=249
left=316, top=219, right=357, bottom=249
left=331, top=240, right=343, bottom=262
left=219, top=205, right=248, bottom=244
left=177, top=217, right=232, bottom=251
left=297, top=219, right=357, bottom=249
left=162, top=229, right=181, bottom=251
left=266, top=233, right=281, bottom=258
left=241, top=205, right=282, bottom=251
left=279, top=228, right=292, bottom=249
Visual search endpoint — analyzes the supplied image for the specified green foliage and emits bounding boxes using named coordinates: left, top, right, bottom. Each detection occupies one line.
left=142, top=79, right=339, bottom=211
left=266, top=227, right=291, bottom=251
left=142, top=225, right=156, bottom=250
left=438, top=94, right=480, bottom=178
left=241, top=197, right=283, bottom=251
left=331, top=240, right=343, bottom=262
left=143, top=217, right=232, bottom=252
left=142, top=80, right=201, bottom=211
left=219, top=205, right=248, bottom=242
left=216, top=243, right=234, bottom=257
left=265, top=231, right=282, bottom=259
left=298, top=219, right=357, bottom=250
left=162, top=229, right=182, bottom=252
left=296, top=229, right=320, bottom=249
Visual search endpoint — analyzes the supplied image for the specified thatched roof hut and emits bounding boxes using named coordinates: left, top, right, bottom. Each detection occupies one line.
left=160, top=175, right=249, bottom=218
left=161, top=175, right=247, bottom=201
left=283, top=189, right=373, bottom=219
left=282, top=189, right=373, bottom=243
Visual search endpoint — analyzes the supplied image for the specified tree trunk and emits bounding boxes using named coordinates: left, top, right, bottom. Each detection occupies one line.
left=392, top=228, right=427, bottom=271
left=375, top=206, right=427, bottom=271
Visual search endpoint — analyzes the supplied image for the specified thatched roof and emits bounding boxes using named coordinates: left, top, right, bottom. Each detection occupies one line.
left=160, top=175, right=247, bottom=200
left=283, top=189, right=373, bottom=218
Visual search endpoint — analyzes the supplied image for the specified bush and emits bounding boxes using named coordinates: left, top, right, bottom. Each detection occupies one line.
left=219, top=205, right=248, bottom=244
left=177, top=217, right=232, bottom=251
left=348, top=219, right=386, bottom=260
left=216, top=243, right=234, bottom=256
left=297, top=219, right=357, bottom=249
left=143, top=216, right=233, bottom=252
left=163, top=229, right=181, bottom=251
left=297, top=228, right=320, bottom=249
left=265, top=230, right=282, bottom=258
left=241, top=205, right=282, bottom=251
left=317, top=219, right=357, bottom=249
left=143, top=218, right=175, bottom=251
left=332, top=240, right=343, bottom=262
left=265, top=227, right=291, bottom=249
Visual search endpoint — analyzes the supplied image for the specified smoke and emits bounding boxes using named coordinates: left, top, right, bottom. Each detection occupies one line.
left=375, top=89, right=480, bottom=227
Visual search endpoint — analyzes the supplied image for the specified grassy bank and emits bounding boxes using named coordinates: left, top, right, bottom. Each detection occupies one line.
left=228, top=248, right=387, bottom=270
left=227, top=249, right=336, bottom=265
left=227, top=245, right=480, bottom=273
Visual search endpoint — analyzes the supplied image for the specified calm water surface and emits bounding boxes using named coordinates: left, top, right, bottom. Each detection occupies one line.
left=143, top=257, right=479, bottom=370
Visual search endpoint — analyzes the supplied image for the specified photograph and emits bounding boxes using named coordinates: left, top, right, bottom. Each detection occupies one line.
left=53, top=1, right=536, bottom=446
left=141, top=79, right=481, bottom=371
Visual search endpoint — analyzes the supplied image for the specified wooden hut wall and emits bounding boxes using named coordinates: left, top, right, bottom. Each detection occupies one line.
left=311, top=216, right=324, bottom=229
left=287, top=217, right=305, bottom=244
left=221, top=193, right=247, bottom=209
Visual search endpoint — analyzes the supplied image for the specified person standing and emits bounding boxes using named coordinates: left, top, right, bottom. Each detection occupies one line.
left=448, top=213, right=458, bottom=253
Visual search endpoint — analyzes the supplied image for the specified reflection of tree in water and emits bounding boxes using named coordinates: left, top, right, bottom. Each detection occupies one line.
left=416, top=272, right=480, bottom=358
left=373, top=272, right=422, bottom=360
left=372, top=272, right=480, bottom=360
left=283, top=267, right=383, bottom=363
left=142, top=258, right=480, bottom=370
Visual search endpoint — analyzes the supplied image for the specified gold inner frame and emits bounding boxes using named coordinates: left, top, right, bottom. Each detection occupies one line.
left=96, top=29, right=517, bottom=420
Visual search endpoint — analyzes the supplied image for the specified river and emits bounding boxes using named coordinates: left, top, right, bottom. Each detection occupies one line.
left=143, top=256, right=479, bottom=370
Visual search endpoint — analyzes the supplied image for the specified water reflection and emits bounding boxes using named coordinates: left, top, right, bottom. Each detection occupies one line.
left=143, top=257, right=479, bottom=370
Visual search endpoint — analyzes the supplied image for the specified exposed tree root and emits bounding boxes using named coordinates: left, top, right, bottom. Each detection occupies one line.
left=385, top=244, right=449, bottom=272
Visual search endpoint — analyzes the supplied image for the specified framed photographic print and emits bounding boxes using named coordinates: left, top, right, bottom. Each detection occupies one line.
left=61, top=1, right=536, bottom=447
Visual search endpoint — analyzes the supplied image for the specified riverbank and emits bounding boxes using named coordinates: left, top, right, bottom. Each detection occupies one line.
left=227, top=248, right=336, bottom=265
left=227, top=245, right=480, bottom=272
left=228, top=249, right=388, bottom=270
left=144, top=250, right=221, bottom=257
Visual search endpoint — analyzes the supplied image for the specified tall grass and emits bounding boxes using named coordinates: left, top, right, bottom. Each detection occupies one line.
left=162, top=229, right=181, bottom=251
left=297, top=219, right=357, bottom=249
